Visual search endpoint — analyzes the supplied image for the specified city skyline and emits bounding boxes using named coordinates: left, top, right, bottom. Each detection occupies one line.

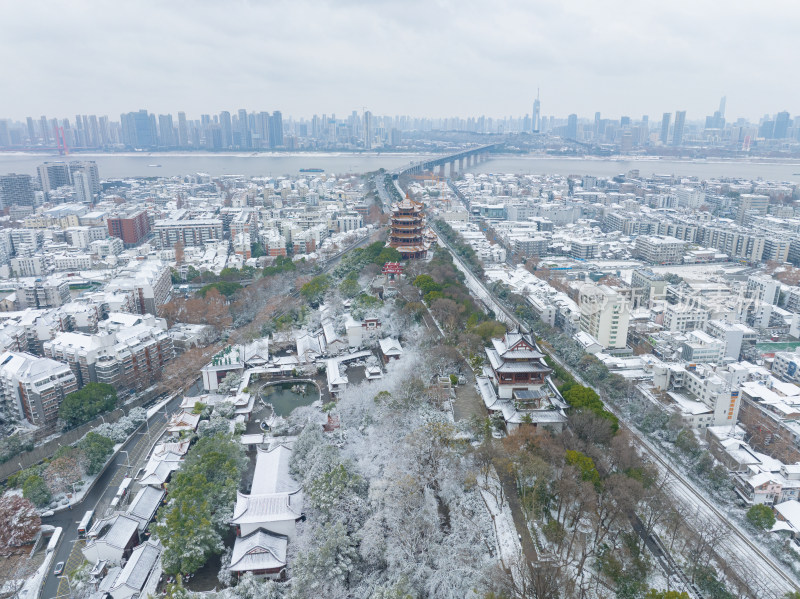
left=0, top=1, right=798, bottom=120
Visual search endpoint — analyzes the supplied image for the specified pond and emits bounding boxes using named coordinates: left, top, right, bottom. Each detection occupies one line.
left=261, top=381, right=320, bottom=418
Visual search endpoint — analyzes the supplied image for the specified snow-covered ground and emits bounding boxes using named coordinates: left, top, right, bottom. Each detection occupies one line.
left=479, top=469, right=523, bottom=571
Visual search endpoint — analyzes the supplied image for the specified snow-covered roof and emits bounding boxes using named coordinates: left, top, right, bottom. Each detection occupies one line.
left=139, top=459, right=180, bottom=487
left=746, top=472, right=778, bottom=489
left=378, top=337, right=403, bottom=356
left=230, top=491, right=303, bottom=524
left=775, top=500, right=800, bottom=532
left=229, top=528, right=287, bottom=573
left=166, top=410, right=200, bottom=432
left=110, top=539, right=161, bottom=594
left=667, top=391, right=712, bottom=415
left=296, top=330, right=324, bottom=362
left=326, top=358, right=348, bottom=388
left=87, top=514, right=139, bottom=549
left=126, top=486, right=165, bottom=530
left=251, top=444, right=300, bottom=495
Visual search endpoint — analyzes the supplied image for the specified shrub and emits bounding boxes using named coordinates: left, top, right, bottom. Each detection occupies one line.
left=746, top=504, right=776, bottom=530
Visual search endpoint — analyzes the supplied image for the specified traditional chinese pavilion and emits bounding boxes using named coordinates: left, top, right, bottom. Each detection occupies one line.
left=388, top=196, right=430, bottom=259
left=485, top=330, right=552, bottom=399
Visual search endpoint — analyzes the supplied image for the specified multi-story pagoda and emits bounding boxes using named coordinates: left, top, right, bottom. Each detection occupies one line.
left=388, top=196, right=430, bottom=259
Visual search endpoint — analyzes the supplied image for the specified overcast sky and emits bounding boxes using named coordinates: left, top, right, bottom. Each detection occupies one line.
left=0, top=0, right=796, bottom=122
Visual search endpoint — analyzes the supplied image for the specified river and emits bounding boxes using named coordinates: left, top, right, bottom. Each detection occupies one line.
left=0, top=151, right=799, bottom=182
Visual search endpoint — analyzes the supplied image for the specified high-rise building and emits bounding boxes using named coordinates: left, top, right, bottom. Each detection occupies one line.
left=38, top=161, right=72, bottom=192
left=177, top=112, right=188, bottom=147
left=107, top=209, right=151, bottom=247
left=39, top=116, right=50, bottom=145
left=99, top=116, right=110, bottom=146
left=269, top=111, right=283, bottom=148
left=158, top=114, right=175, bottom=148
left=0, top=120, right=10, bottom=147
left=256, top=112, right=270, bottom=147
left=672, top=110, right=686, bottom=146
left=120, top=110, right=156, bottom=149
left=363, top=110, right=373, bottom=149
left=579, top=285, right=630, bottom=349
left=773, top=111, right=791, bottom=139
left=0, top=174, right=35, bottom=208
left=0, top=350, right=78, bottom=427
left=238, top=109, right=251, bottom=149
left=719, top=96, right=726, bottom=119
left=25, top=117, right=36, bottom=144
left=566, top=114, right=578, bottom=139
left=69, top=161, right=100, bottom=194
left=660, top=112, right=671, bottom=144
left=73, top=171, right=93, bottom=204
left=88, top=115, right=100, bottom=147
left=219, top=111, right=233, bottom=148
left=532, top=90, right=540, bottom=133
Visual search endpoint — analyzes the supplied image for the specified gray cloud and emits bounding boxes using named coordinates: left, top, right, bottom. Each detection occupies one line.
left=0, top=0, right=797, bottom=120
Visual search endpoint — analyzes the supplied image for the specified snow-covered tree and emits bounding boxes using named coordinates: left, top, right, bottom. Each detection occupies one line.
left=44, top=451, right=83, bottom=495
left=198, top=414, right=232, bottom=438
left=214, top=401, right=237, bottom=419
left=0, top=494, right=41, bottom=553
left=291, top=520, right=359, bottom=599
left=222, top=573, right=284, bottom=599
left=218, top=372, right=242, bottom=395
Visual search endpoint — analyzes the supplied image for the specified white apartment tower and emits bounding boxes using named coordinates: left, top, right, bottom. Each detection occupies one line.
left=579, top=285, right=630, bottom=349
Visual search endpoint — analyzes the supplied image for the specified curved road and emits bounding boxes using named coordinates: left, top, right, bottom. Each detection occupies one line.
left=39, top=394, right=185, bottom=599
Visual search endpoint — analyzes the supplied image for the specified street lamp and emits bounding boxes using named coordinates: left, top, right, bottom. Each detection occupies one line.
left=119, top=450, right=131, bottom=470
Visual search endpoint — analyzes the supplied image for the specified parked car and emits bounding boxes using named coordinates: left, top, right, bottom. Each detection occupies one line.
left=53, top=562, right=64, bottom=576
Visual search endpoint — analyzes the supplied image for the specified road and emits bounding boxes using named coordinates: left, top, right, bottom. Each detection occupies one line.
left=39, top=390, right=189, bottom=599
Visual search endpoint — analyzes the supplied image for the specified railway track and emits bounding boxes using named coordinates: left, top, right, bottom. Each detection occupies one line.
left=433, top=229, right=799, bottom=597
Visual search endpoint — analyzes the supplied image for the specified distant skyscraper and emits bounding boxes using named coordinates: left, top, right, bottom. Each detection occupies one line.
left=532, top=90, right=541, bottom=133
left=99, top=116, right=110, bottom=146
left=237, top=109, right=251, bottom=149
left=25, top=117, right=36, bottom=145
left=363, top=110, right=373, bottom=149
left=672, top=111, right=686, bottom=146
left=177, top=112, right=188, bottom=147
left=158, top=114, right=175, bottom=148
left=120, top=110, right=156, bottom=149
left=256, top=112, right=270, bottom=147
left=0, top=120, right=10, bottom=147
left=0, top=174, right=35, bottom=208
left=219, top=111, right=233, bottom=148
left=719, top=96, right=726, bottom=119
left=269, top=111, right=283, bottom=148
left=566, top=114, right=578, bottom=139
left=773, top=111, right=791, bottom=139
left=40, top=116, right=50, bottom=145
left=660, top=113, right=671, bottom=144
